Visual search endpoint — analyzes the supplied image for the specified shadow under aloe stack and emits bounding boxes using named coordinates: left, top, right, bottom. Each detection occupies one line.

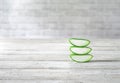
left=69, top=38, right=93, bottom=63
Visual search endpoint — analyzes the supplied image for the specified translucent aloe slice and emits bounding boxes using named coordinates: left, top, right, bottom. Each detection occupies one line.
left=70, top=54, right=93, bottom=63
left=69, top=38, right=90, bottom=47
left=70, top=46, right=92, bottom=55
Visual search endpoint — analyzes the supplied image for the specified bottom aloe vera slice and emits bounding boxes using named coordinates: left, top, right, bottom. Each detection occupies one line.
left=70, top=54, right=93, bottom=63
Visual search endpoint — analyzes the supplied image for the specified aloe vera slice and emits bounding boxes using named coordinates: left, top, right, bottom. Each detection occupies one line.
left=69, top=38, right=90, bottom=47
left=70, top=46, right=92, bottom=55
left=70, top=54, right=93, bottom=63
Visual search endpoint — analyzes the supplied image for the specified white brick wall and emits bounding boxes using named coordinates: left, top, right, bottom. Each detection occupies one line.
left=0, top=0, right=120, bottom=38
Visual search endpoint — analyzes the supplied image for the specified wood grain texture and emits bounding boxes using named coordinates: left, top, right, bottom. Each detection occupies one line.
left=0, top=39, right=120, bottom=83
left=0, top=0, right=120, bottom=39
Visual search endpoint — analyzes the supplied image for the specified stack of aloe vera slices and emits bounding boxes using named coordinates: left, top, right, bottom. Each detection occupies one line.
left=69, top=38, right=93, bottom=63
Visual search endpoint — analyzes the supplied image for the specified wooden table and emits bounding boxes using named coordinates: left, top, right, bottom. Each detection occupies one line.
left=0, top=39, right=120, bottom=83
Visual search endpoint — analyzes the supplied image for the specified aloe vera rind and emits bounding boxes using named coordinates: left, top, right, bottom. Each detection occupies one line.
left=69, top=38, right=90, bottom=47
left=70, top=46, right=92, bottom=55
left=70, top=54, right=93, bottom=63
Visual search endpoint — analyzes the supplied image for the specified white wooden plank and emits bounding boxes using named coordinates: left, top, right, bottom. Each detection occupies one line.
left=0, top=46, right=120, bottom=51
left=0, top=39, right=120, bottom=48
left=0, top=69, right=119, bottom=80
left=0, top=43, right=119, bottom=49
left=0, top=80, right=88, bottom=83
left=0, top=39, right=120, bottom=43
left=0, top=80, right=119, bottom=83
left=0, top=61, right=119, bottom=69
left=0, top=54, right=119, bottom=61
left=0, top=50, right=120, bottom=55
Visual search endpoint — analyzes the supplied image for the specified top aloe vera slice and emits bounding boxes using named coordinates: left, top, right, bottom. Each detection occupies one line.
left=69, top=38, right=90, bottom=47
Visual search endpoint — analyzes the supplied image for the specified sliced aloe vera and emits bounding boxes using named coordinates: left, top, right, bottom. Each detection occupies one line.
left=70, top=46, right=92, bottom=55
left=70, top=54, right=93, bottom=63
left=69, top=38, right=90, bottom=47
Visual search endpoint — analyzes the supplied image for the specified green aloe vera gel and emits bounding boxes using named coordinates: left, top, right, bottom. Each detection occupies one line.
left=69, top=38, right=93, bottom=63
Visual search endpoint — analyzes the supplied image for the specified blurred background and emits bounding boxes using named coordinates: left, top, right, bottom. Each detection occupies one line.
left=0, top=0, right=120, bottom=39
